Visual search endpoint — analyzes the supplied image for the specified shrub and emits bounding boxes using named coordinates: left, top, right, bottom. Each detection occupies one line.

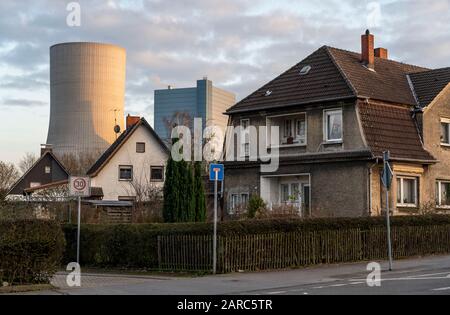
left=0, top=219, right=65, bottom=285
left=247, top=195, right=266, bottom=219
left=62, top=214, right=450, bottom=269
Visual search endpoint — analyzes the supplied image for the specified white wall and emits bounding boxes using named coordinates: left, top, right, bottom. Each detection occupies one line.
left=91, top=125, right=168, bottom=200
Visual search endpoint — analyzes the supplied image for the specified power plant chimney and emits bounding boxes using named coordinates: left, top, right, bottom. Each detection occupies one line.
left=46, top=42, right=126, bottom=158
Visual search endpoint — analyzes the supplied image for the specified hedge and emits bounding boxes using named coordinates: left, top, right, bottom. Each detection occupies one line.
left=63, top=215, right=450, bottom=269
left=0, top=220, right=66, bottom=285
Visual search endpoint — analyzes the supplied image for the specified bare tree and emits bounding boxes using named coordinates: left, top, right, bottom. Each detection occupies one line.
left=163, top=111, right=193, bottom=145
left=58, top=151, right=101, bottom=175
left=121, top=167, right=164, bottom=222
left=0, top=161, right=19, bottom=200
left=18, top=152, right=38, bottom=174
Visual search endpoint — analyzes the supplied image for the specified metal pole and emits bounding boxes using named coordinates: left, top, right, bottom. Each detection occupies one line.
left=213, top=173, right=218, bottom=274
left=383, top=151, right=393, bottom=272
left=386, top=188, right=393, bottom=271
left=77, top=196, right=81, bottom=264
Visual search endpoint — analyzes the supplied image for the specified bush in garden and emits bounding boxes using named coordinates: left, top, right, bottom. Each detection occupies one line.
left=0, top=219, right=65, bottom=285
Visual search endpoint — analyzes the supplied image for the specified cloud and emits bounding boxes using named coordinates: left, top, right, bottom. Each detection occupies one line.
left=0, top=0, right=450, bottom=162
left=1, top=98, right=48, bottom=107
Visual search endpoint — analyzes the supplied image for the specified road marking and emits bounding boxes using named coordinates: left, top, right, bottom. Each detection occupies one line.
left=349, top=282, right=365, bottom=285
left=329, top=284, right=348, bottom=287
left=432, top=287, right=450, bottom=292
left=409, top=272, right=450, bottom=278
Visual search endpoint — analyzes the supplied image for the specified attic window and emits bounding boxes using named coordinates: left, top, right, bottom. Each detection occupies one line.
left=265, top=90, right=272, bottom=96
left=299, top=65, right=312, bottom=75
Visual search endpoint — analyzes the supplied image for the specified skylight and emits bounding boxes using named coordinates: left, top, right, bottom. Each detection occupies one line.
left=265, top=90, right=272, bottom=96
left=300, top=65, right=312, bottom=75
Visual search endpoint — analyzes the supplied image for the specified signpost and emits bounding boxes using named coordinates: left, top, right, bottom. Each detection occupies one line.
left=209, top=164, right=224, bottom=274
left=69, top=176, right=91, bottom=264
left=381, top=151, right=394, bottom=271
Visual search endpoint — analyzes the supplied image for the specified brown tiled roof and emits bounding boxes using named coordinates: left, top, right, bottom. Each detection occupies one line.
left=226, top=46, right=355, bottom=113
left=328, top=47, right=428, bottom=105
left=226, top=46, right=429, bottom=114
left=408, top=67, right=450, bottom=107
left=358, top=101, right=435, bottom=162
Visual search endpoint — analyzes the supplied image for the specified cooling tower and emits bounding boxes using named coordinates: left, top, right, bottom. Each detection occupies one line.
left=46, top=42, right=126, bottom=159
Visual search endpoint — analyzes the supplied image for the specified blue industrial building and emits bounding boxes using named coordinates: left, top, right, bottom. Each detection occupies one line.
left=154, top=78, right=236, bottom=142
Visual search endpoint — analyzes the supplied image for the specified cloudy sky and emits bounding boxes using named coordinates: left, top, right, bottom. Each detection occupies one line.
left=0, top=0, right=449, bottom=164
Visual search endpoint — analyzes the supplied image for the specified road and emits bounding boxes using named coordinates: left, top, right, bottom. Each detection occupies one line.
left=24, top=255, right=450, bottom=295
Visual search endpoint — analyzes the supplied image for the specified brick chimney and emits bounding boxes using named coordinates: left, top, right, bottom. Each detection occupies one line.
left=361, top=29, right=375, bottom=70
left=375, top=47, right=388, bottom=59
left=40, top=144, right=53, bottom=156
left=126, top=114, right=140, bottom=130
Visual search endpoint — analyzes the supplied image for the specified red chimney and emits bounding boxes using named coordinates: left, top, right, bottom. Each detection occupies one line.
left=126, top=114, right=140, bottom=130
left=361, top=29, right=375, bottom=70
left=375, top=47, right=388, bottom=59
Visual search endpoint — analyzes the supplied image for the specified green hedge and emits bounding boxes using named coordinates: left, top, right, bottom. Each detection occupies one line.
left=63, top=215, right=450, bottom=269
left=0, top=220, right=65, bottom=285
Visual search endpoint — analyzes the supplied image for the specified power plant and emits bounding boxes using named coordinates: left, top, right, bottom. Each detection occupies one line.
left=46, top=42, right=126, bottom=158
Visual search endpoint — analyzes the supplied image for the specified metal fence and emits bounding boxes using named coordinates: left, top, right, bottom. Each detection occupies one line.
left=157, top=225, right=450, bottom=273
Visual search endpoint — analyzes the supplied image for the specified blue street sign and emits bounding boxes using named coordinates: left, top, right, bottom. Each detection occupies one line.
left=209, top=164, right=224, bottom=181
left=382, top=151, right=393, bottom=189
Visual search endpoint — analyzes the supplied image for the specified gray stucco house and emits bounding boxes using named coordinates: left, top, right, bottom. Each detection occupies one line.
left=223, top=30, right=450, bottom=218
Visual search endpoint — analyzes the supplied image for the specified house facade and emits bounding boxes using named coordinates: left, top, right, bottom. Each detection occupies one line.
left=223, top=30, right=450, bottom=218
left=87, top=116, right=170, bottom=201
left=8, top=145, right=70, bottom=197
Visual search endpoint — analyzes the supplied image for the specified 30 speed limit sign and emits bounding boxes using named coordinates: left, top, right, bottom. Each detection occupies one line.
left=69, top=176, right=91, bottom=197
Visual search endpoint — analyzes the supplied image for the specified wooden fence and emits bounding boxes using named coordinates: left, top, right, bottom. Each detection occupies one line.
left=157, top=225, right=450, bottom=273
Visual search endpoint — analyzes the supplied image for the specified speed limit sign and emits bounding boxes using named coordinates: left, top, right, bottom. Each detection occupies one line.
left=69, top=176, right=91, bottom=197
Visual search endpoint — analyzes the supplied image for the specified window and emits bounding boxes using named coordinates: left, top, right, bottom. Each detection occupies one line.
left=396, top=177, right=418, bottom=207
left=136, top=142, right=146, bottom=153
left=441, top=119, right=450, bottom=145
left=230, top=193, right=249, bottom=213
left=119, top=165, right=133, bottom=181
left=436, top=181, right=450, bottom=207
left=30, top=182, right=41, bottom=188
left=151, top=166, right=164, bottom=182
left=324, top=109, right=343, bottom=142
left=284, top=119, right=293, bottom=138
left=280, top=183, right=300, bottom=203
left=45, top=166, right=51, bottom=174
left=240, top=119, right=250, bottom=157
left=266, top=113, right=307, bottom=147
left=296, top=119, right=306, bottom=138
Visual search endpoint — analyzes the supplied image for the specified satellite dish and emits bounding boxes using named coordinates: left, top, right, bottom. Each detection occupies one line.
left=114, top=125, right=121, bottom=134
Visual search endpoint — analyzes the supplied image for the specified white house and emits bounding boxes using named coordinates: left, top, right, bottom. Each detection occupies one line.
left=87, top=115, right=170, bottom=201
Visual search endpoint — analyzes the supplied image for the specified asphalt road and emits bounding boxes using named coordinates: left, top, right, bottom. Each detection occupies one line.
left=23, top=255, right=450, bottom=295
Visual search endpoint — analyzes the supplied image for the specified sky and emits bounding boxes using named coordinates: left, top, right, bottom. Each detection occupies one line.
left=0, top=0, right=449, bottom=164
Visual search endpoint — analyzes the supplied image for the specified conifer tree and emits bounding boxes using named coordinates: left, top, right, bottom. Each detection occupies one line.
left=194, top=161, right=207, bottom=222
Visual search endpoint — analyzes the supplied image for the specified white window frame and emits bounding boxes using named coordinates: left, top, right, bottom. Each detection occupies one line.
left=266, top=112, right=307, bottom=148
left=119, top=165, right=133, bottom=181
left=323, top=108, right=343, bottom=143
left=230, top=193, right=249, bottom=214
left=44, top=166, right=51, bottom=174
left=396, top=176, right=418, bottom=208
left=436, top=180, right=450, bottom=208
left=440, top=118, right=450, bottom=146
left=240, top=119, right=250, bottom=157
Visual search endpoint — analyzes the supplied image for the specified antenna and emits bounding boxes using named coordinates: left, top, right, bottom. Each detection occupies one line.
left=112, top=109, right=121, bottom=139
